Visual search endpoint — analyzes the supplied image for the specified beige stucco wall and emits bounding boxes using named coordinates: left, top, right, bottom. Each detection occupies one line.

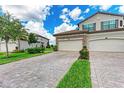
left=56, top=31, right=124, bottom=52
left=0, top=41, right=17, bottom=52
left=37, top=36, right=49, bottom=47
left=88, top=30, right=124, bottom=41
left=79, top=13, right=124, bottom=31
left=88, top=31, right=124, bottom=52
left=0, top=37, right=49, bottom=52
left=20, top=40, right=29, bottom=50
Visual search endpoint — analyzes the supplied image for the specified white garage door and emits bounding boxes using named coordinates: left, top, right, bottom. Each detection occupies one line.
left=58, top=40, right=83, bottom=51
left=89, top=39, right=124, bottom=52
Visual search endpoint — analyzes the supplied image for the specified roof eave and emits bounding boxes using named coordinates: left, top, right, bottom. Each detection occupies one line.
left=77, top=11, right=124, bottom=25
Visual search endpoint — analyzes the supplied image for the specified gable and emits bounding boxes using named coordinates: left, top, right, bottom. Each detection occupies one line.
left=80, top=13, right=123, bottom=25
left=78, top=12, right=124, bottom=31
left=78, top=12, right=124, bottom=25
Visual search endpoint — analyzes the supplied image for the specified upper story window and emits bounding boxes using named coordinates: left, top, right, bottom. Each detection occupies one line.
left=83, top=23, right=96, bottom=32
left=101, top=20, right=118, bottom=30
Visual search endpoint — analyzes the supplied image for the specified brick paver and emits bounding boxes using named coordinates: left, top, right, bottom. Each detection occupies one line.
left=90, top=52, right=124, bottom=88
left=0, top=52, right=78, bottom=88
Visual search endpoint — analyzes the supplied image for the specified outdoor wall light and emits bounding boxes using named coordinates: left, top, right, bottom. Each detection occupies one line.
left=105, top=37, right=108, bottom=39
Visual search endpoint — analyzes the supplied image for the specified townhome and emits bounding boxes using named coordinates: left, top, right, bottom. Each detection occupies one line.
left=54, top=11, right=124, bottom=52
left=0, top=34, right=49, bottom=52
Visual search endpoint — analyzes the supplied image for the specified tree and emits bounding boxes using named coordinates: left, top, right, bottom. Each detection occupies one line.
left=12, top=19, right=28, bottom=50
left=0, top=13, right=16, bottom=57
left=28, top=33, right=38, bottom=44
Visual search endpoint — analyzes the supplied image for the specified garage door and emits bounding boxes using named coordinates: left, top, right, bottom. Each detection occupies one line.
left=89, top=39, right=124, bottom=52
left=58, top=40, right=83, bottom=51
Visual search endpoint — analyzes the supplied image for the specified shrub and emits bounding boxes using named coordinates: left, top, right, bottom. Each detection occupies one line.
left=12, top=50, right=25, bottom=53
left=26, top=47, right=42, bottom=54
left=46, top=45, right=51, bottom=48
left=41, top=47, right=45, bottom=53
left=79, top=46, right=89, bottom=60
left=53, top=45, right=57, bottom=51
left=51, top=45, right=54, bottom=48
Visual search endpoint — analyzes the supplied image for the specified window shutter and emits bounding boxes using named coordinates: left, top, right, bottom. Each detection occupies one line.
left=94, top=23, right=96, bottom=31
left=115, top=20, right=118, bottom=28
left=120, top=20, right=123, bottom=27
left=101, top=22, right=103, bottom=30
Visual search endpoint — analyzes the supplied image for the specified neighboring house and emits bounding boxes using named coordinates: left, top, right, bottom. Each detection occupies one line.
left=0, top=40, right=29, bottom=52
left=0, top=34, right=49, bottom=52
left=35, top=34, right=49, bottom=48
left=54, top=11, right=124, bottom=52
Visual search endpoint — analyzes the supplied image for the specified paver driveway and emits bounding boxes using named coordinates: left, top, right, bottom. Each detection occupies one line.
left=90, top=52, right=124, bottom=88
left=0, top=52, right=78, bottom=88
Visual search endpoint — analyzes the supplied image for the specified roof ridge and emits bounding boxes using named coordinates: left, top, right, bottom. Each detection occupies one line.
left=77, top=11, right=124, bottom=25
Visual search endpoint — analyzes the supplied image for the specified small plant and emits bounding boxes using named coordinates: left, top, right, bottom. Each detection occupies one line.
left=26, top=47, right=42, bottom=54
left=46, top=45, right=51, bottom=48
left=50, top=45, right=54, bottom=48
left=12, top=50, right=25, bottom=53
left=53, top=45, right=57, bottom=51
left=79, top=46, right=89, bottom=60
left=41, top=47, right=45, bottom=53
left=46, top=42, right=51, bottom=48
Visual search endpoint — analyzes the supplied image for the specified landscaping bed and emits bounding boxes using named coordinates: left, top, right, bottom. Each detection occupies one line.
left=0, top=48, right=53, bottom=65
left=57, top=46, right=92, bottom=88
left=57, top=59, right=92, bottom=88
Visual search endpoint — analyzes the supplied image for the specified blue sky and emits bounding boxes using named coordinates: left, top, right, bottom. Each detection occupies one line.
left=44, top=5, right=121, bottom=34
left=0, top=5, right=124, bottom=44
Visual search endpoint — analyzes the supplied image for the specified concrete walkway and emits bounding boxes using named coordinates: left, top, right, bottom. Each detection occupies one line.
left=0, top=52, right=79, bottom=88
left=90, top=52, right=124, bottom=88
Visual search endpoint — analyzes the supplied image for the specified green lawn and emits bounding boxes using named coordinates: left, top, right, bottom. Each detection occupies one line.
left=0, top=52, right=5, bottom=55
left=0, top=48, right=53, bottom=65
left=57, top=60, right=92, bottom=88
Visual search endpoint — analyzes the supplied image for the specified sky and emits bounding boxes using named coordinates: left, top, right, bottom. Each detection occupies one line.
left=0, top=5, right=124, bottom=44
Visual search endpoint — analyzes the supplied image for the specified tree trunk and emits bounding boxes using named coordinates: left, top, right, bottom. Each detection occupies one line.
left=5, top=39, right=9, bottom=57
left=18, top=39, right=20, bottom=51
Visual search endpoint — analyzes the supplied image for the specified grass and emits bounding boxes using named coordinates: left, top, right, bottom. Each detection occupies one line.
left=0, top=48, right=53, bottom=65
left=0, top=52, right=5, bottom=55
left=57, top=60, right=92, bottom=88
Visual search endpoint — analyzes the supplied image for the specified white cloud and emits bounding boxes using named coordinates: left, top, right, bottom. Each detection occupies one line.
left=69, top=7, right=83, bottom=21
left=59, top=8, right=70, bottom=23
left=57, top=7, right=82, bottom=34
left=62, top=8, right=70, bottom=14
left=54, top=23, right=77, bottom=34
left=99, top=5, right=112, bottom=11
left=119, top=5, right=124, bottom=13
left=60, top=7, right=83, bottom=23
left=2, top=5, right=51, bottom=21
left=25, top=21, right=55, bottom=45
left=1, top=5, right=55, bottom=44
left=84, top=8, right=90, bottom=13
left=90, top=5, right=99, bottom=10
left=59, top=14, right=70, bottom=23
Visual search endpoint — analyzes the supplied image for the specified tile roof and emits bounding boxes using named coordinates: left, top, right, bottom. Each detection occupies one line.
left=53, top=30, right=88, bottom=36
left=54, top=28, right=124, bottom=36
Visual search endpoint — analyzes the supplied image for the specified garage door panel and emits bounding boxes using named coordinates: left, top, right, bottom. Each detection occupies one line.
left=58, top=40, right=82, bottom=51
left=89, top=39, right=124, bottom=52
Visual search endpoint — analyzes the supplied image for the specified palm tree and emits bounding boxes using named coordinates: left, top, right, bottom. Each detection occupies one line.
left=0, top=13, right=15, bottom=57
left=12, top=19, right=28, bottom=50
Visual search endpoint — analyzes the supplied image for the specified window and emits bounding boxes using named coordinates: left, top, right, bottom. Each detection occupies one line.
left=120, top=20, right=123, bottom=27
left=101, top=20, right=118, bottom=30
left=83, top=23, right=96, bottom=32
